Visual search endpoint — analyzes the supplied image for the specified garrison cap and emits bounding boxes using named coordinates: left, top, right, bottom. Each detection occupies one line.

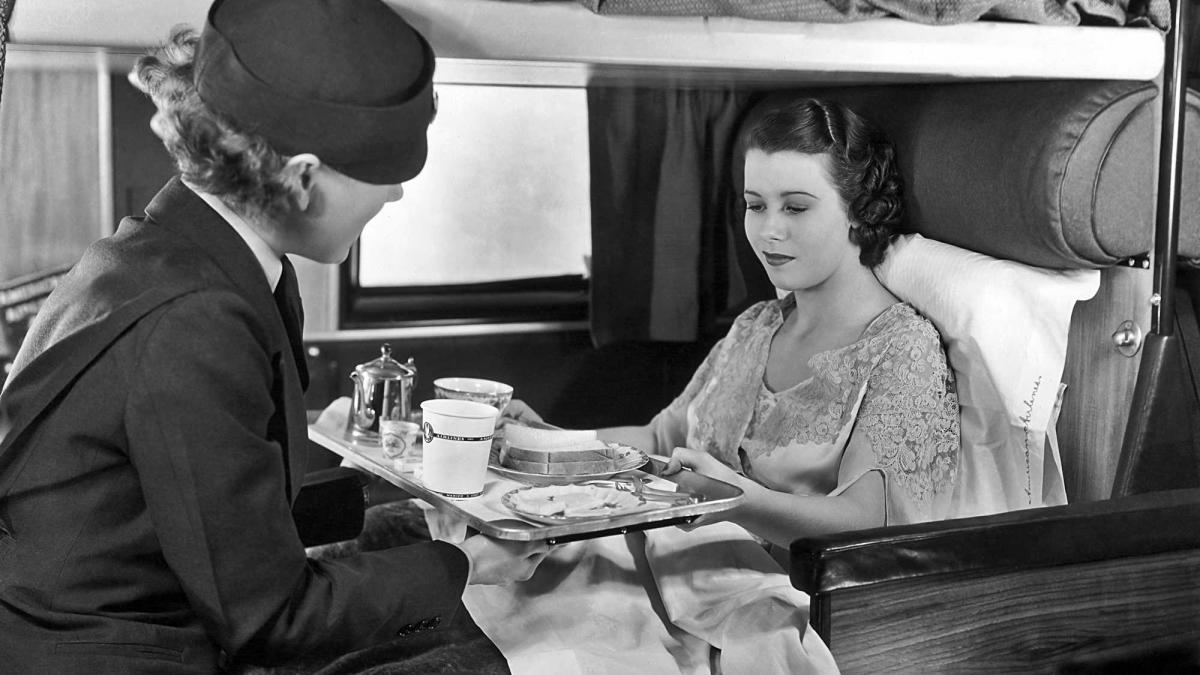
left=195, top=0, right=436, bottom=184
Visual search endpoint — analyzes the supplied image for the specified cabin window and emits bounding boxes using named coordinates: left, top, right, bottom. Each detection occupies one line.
left=341, top=78, right=592, bottom=328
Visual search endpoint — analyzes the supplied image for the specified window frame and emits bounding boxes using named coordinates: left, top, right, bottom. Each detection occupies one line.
left=338, top=249, right=588, bottom=328
left=337, top=59, right=594, bottom=330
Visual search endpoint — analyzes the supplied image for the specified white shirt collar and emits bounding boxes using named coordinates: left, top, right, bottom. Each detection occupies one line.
left=184, top=182, right=284, bottom=291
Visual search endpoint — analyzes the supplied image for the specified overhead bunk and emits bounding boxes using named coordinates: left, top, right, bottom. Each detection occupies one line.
left=387, top=0, right=1168, bottom=85
left=8, top=0, right=1167, bottom=85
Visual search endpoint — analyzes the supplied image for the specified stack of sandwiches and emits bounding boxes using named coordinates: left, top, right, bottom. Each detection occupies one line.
left=500, top=426, right=622, bottom=476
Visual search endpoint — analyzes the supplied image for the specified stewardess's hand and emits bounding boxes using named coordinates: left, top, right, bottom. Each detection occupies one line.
left=457, top=535, right=551, bottom=586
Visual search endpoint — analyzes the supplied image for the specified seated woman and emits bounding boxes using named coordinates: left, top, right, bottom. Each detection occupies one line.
left=450, top=97, right=961, bottom=673
left=594, top=97, right=960, bottom=543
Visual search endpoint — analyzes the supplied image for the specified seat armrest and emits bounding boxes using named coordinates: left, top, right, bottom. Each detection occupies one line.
left=293, top=466, right=371, bottom=547
left=790, top=487, right=1200, bottom=595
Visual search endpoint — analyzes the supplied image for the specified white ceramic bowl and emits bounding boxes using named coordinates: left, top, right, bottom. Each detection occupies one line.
left=432, top=377, right=514, bottom=413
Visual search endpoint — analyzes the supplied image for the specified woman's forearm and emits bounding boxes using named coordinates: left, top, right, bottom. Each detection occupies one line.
left=728, top=471, right=886, bottom=548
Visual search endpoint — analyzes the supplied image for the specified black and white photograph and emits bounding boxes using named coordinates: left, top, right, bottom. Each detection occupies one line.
left=1, top=0, right=1198, bottom=673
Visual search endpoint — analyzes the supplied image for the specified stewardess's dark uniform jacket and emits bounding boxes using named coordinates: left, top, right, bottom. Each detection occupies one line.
left=0, top=178, right=469, bottom=673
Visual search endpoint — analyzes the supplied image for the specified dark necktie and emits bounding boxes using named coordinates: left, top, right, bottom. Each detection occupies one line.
left=274, top=255, right=310, bottom=391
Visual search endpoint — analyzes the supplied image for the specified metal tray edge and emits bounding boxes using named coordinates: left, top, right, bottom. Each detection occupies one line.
left=309, top=423, right=745, bottom=542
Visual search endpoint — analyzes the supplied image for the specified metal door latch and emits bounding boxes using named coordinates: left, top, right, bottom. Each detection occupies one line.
left=1112, top=319, right=1143, bottom=357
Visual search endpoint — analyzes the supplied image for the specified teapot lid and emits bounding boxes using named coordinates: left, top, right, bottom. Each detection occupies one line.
left=355, top=343, right=416, bottom=379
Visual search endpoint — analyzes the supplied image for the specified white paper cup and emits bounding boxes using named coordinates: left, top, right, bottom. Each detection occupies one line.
left=419, top=399, right=499, bottom=499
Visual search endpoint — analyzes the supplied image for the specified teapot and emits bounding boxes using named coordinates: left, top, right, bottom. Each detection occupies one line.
left=349, top=343, right=417, bottom=441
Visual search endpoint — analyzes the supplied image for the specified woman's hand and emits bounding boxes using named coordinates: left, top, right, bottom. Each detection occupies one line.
left=662, top=447, right=752, bottom=529
left=662, top=447, right=744, bottom=487
left=457, top=535, right=551, bottom=586
left=499, top=398, right=545, bottom=429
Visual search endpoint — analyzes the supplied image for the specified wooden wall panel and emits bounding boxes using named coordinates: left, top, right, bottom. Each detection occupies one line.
left=1058, top=266, right=1153, bottom=502
left=0, top=64, right=102, bottom=281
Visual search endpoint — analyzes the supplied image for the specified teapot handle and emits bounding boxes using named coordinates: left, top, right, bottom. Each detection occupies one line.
left=405, top=357, right=418, bottom=393
left=349, top=371, right=376, bottom=428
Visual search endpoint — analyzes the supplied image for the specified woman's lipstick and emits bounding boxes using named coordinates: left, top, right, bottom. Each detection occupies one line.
left=763, top=252, right=794, bottom=267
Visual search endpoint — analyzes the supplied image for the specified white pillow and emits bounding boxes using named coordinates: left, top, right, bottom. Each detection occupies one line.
left=874, top=234, right=1100, bottom=517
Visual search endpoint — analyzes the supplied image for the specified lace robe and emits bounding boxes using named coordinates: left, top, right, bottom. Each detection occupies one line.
left=647, top=297, right=961, bottom=524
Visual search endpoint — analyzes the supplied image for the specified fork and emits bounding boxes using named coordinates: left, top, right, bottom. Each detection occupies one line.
left=583, top=478, right=692, bottom=505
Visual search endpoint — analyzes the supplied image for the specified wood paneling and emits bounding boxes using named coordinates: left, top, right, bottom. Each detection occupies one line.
left=0, top=65, right=102, bottom=281
left=1058, top=266, right=1153, bottom=502
left=825, top=549, right=1200, bottom=673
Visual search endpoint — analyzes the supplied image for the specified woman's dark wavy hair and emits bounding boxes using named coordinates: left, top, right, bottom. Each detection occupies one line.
left=132, top=27, right=293, bottom=219
left=741, top=98, right=904, bottom=268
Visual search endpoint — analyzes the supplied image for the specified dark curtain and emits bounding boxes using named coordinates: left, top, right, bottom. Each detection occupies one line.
left=587, top=87, right=769, bottom=347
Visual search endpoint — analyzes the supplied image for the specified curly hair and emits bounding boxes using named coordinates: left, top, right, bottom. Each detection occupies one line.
left=131, top=27, right=295, bottom=219
left=742, top=98, right=904, bottom=268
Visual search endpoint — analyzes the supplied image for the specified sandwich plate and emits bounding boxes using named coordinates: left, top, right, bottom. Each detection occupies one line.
left=502, top=484, right=653, bottom=524
left=488, top=445, right=649, bottom=486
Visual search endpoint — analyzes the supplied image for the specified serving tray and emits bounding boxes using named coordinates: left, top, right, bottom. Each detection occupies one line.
left=307, top=398, right=744, bottom=543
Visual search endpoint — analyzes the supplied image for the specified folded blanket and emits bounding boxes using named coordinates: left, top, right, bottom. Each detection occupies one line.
left=570, top=0, right=1168, bottom=29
